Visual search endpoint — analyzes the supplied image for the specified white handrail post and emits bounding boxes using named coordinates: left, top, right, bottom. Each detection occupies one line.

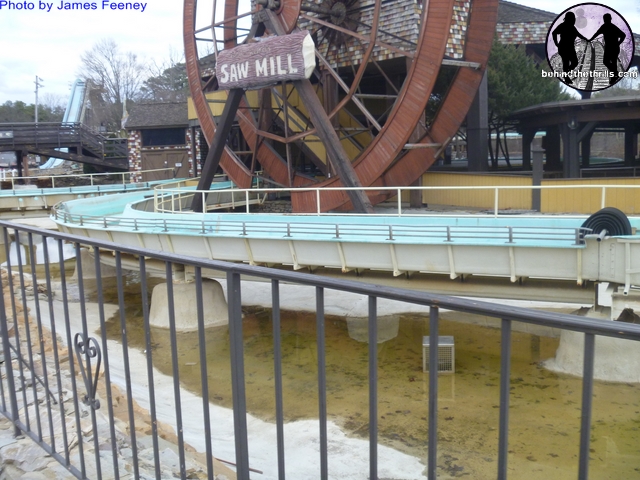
left=316, top=189, right=321, bottom=215
left=202, top=191, right=206, bottom=213
left=494, top=187, right=499, bottom=217
left=601, top=186, right=606, bottom=209
left=90, top=174, right=94, bottom=186
left=397, top=188, right=402, bottom=216
left=246, top=190, right=250, bottom=213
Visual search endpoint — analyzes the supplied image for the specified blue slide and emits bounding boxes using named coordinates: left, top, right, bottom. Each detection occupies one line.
left=40, top=79, right=87, bottom=169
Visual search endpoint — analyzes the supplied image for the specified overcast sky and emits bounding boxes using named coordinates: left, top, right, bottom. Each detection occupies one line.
left=0, top=0, right=638, bottom=107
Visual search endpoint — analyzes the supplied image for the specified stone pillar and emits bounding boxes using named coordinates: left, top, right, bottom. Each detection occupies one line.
left=149, top=280, right=229, bottom=331
left=466, top=71, right=488, bottom=172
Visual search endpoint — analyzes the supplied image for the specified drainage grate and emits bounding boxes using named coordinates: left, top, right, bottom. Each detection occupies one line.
left=422, top=336, right=455, bottom=373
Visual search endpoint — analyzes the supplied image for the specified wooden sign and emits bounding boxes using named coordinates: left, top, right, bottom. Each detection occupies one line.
left=216, top=31, right=315, bottom=90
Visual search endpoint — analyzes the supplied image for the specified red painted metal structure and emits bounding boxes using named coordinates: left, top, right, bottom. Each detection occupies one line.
left=184, top=0, right=499, bottom=212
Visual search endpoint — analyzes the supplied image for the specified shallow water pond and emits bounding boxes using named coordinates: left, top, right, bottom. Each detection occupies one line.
left=100, top=282, right=640, bottom=480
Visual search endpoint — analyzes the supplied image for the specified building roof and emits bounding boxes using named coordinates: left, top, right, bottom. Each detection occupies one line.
left=498, top=1, right=557, bottom=24
left=124, top=102, right=188, bottom=129
left=510, top=95, right=640, bottom=129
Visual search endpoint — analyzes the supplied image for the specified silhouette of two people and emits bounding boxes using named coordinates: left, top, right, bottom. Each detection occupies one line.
left=589, top=13, right=626, bottom=84
left=552, top=12, right=626, bottom=87
left=552, top=12, right=588, bottom=85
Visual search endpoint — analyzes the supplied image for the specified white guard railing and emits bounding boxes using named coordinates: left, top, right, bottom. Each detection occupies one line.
left=152, top=183, right=640, bottom=217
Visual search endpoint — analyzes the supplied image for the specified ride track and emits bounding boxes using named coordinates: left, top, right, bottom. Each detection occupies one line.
left=184, top=0, right=499, bottom=213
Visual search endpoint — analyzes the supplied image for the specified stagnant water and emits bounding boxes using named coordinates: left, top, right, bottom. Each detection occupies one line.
left=90, top=273, right=640, bottom=480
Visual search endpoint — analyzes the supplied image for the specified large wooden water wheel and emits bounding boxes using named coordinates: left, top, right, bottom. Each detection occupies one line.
left=184, top=0, right=498, bottom=212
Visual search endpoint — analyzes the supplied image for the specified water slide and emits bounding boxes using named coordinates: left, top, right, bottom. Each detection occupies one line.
left=40, top=79, right=87, bottom=169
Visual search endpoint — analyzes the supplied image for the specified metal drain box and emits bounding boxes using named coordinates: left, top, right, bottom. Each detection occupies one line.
left=422, top=336, right=455, bottom=373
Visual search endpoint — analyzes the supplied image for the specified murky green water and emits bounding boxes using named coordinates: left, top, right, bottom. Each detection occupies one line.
left=95, top=276, right=640, bottom=480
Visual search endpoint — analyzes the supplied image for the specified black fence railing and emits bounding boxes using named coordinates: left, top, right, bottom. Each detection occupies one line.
left=0, top=220, right=639, bottom=479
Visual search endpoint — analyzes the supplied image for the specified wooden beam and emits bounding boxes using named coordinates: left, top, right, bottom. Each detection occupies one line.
left=191, top=88, right=244, bottom=213
left=264, top=9, right=373, bottom=213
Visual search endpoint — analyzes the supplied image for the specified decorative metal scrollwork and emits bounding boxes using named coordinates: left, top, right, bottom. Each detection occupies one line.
left=74, top=333, right=102, bottom=410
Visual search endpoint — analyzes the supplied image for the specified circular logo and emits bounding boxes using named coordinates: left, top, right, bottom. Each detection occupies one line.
left=545, top=3, right=635, bottom=92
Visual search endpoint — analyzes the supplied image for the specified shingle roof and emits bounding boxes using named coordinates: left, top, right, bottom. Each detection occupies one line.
left=124, top=102, right=188, bottom=129
left=497, top=1, right=557, bottom=24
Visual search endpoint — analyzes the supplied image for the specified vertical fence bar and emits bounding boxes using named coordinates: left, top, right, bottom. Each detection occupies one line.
left=42, top=238, right=70, bottom=460
left=87, top=247, right=119, bottom=480
left=272, top=280, right=286, bottom=479
left=497, top=318, right=512, bottom=480
left=368, top=296, right=378, bottom=480
left=69, top=242, right=87, bottom=477
left=75, top=242, right=103, bottom=479
left=316, top=287, right=328, bottom=479
left=165, top=262, right=187, bottom=479
left=25, top=233, right=46, bottom=442
left=194, top=268, right=215, bottom=480
left=428, top=306, right=439, bottom=479
left=139, top=257, right=162, bottom=479
left=28, top=233, right=56, bottom=448
left=17, top=232, right=41, bottom=438
left=114, top=251, right=138, bottom=479
left=227, top=271, right=250, bottom=479
left=494, top=187, right=499, bottom=217
left=316, top=189, right=321, bottom=215
left=0, top=227, right=19, bottom=436
left=246, top=190, right=250, bottom=213
left=397, top=188, right=402, bottom=216
left=578, top=333, right=595, bottom=480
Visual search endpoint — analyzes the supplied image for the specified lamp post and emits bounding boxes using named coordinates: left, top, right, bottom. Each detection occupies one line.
left=34, top=76, right=44, bottom=123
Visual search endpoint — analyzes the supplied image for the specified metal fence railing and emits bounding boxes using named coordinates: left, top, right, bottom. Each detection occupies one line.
left=1, top=221, right=639, bottom=479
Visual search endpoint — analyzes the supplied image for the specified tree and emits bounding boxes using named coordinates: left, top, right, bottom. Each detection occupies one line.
left=487, top=38, right=571, bottom=168
left=77, top=38, right=147, bottom=131
left=140, top=51, right=189, bottom=103
left=0, top=100, right=64, bottom=122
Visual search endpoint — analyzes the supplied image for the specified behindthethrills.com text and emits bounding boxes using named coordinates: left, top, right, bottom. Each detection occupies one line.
left=542, top=69, right=638, bottom=80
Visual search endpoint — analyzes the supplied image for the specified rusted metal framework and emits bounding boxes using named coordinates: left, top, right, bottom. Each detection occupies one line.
left=184, top=0, right=498, bottom=212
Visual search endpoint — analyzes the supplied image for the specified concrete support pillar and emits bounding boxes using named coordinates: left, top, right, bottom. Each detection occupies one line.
left=531, top=146, right=544, bottom=211
left=149, top=280, right=229, bottom=331
left=466, top=71, right=488, bottom=172
left=347, top=315, right=399, bottom=343
left=72, top=248, right=118, bottom=280
left=545, top=292, right=640, bottom=383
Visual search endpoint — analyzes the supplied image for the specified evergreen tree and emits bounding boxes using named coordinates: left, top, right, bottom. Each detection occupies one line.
left=487, top=37, right=571, bottom=167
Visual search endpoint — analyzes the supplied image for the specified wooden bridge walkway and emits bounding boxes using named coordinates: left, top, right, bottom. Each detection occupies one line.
left=0, top=122, right=128, bottom=170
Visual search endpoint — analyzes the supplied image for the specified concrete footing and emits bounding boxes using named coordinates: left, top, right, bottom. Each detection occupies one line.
left=544, top=288, right=640, bottom=383
left=346, top=315, right=399, bottom=343
left=149, top=280, right=229, bottom=331
left=72, top=248, right=117, bottom=280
